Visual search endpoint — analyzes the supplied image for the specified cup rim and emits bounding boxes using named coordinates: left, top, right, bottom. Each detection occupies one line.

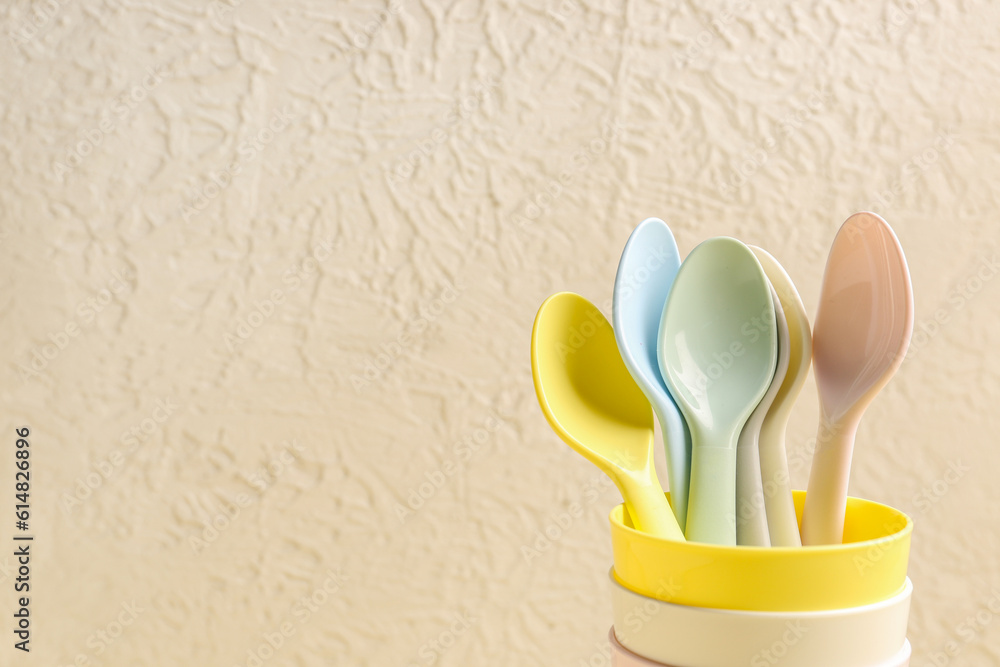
left=609, top=490, right=913, bottom=611
left=610, top=492, right=912, bottom=553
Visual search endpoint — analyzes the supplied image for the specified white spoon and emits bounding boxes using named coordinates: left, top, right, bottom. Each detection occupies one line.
left=735, top=283, right=789, bottom=546
left=752, top=246, right=811, bottom=547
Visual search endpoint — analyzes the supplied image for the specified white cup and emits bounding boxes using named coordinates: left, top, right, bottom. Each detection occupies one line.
left=610, top=569, right=912, bottom=667
left=609, top=628, right=911, bottom=667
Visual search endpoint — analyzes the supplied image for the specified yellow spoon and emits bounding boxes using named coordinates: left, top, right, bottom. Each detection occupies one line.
left=531, top=292, right=685, bottom=540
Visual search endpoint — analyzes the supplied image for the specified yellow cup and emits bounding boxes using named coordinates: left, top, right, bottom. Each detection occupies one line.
left=610, top=491, right=912, bottom=611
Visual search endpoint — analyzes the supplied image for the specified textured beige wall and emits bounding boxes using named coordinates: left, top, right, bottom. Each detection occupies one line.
left=2, top=0, right=999, bottom=665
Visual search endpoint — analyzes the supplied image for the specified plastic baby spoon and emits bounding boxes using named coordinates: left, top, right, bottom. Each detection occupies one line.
left=735, top=283, right=789, bottom=546
left=801, top=213, right=913, bottom=545
left=613, top=218, right=692, bottom=532
left=751, top=246, right=811, bottom=547
left=658, top=238, right=778, bottom=545
left=532, top=292, right=685, bottom=540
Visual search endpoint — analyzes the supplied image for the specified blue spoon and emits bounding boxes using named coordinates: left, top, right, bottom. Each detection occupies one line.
left=613, top=218, right=692, bottom=532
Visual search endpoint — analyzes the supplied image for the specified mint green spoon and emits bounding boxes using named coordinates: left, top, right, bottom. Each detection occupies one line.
left=658, top=238, right=778, bottom=545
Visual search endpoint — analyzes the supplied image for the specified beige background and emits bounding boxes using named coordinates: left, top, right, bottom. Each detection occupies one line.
left=1, top=0, right=999, bottom=665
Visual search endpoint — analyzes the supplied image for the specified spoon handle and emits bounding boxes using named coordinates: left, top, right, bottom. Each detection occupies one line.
left=758, top=428, right=802, bottom=546
left=685, top=445, right=737, bottom=545
left=736, top=431, right=770, bottom=546
left=801, top=419, right=857, bottom=545
left=619, top=476, right=685, bottom=541
left=655, top=404, right=691, bottom=534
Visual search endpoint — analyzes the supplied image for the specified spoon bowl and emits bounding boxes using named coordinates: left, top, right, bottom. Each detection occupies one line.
left=658, top=238, right=778, bottom=545
left=532, top=292, right=685, bottom=540
left=801, top=213, right=913, bottom=545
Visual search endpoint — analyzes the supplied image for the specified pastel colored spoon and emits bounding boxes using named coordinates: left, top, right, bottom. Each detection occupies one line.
left=532, top=292, right=685, bottom=540
left=613, top=218, right=692, bottom=532
left=801, top=213, right=913, bottom=545
left=751, top=246, right=812, bottom=547
left=658, top=238, right=778, bottom=545
left=735, top=282, right=789, bottom=546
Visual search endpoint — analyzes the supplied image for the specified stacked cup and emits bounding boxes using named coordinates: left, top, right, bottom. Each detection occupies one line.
left=607, top=491, right=914, bottom=667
